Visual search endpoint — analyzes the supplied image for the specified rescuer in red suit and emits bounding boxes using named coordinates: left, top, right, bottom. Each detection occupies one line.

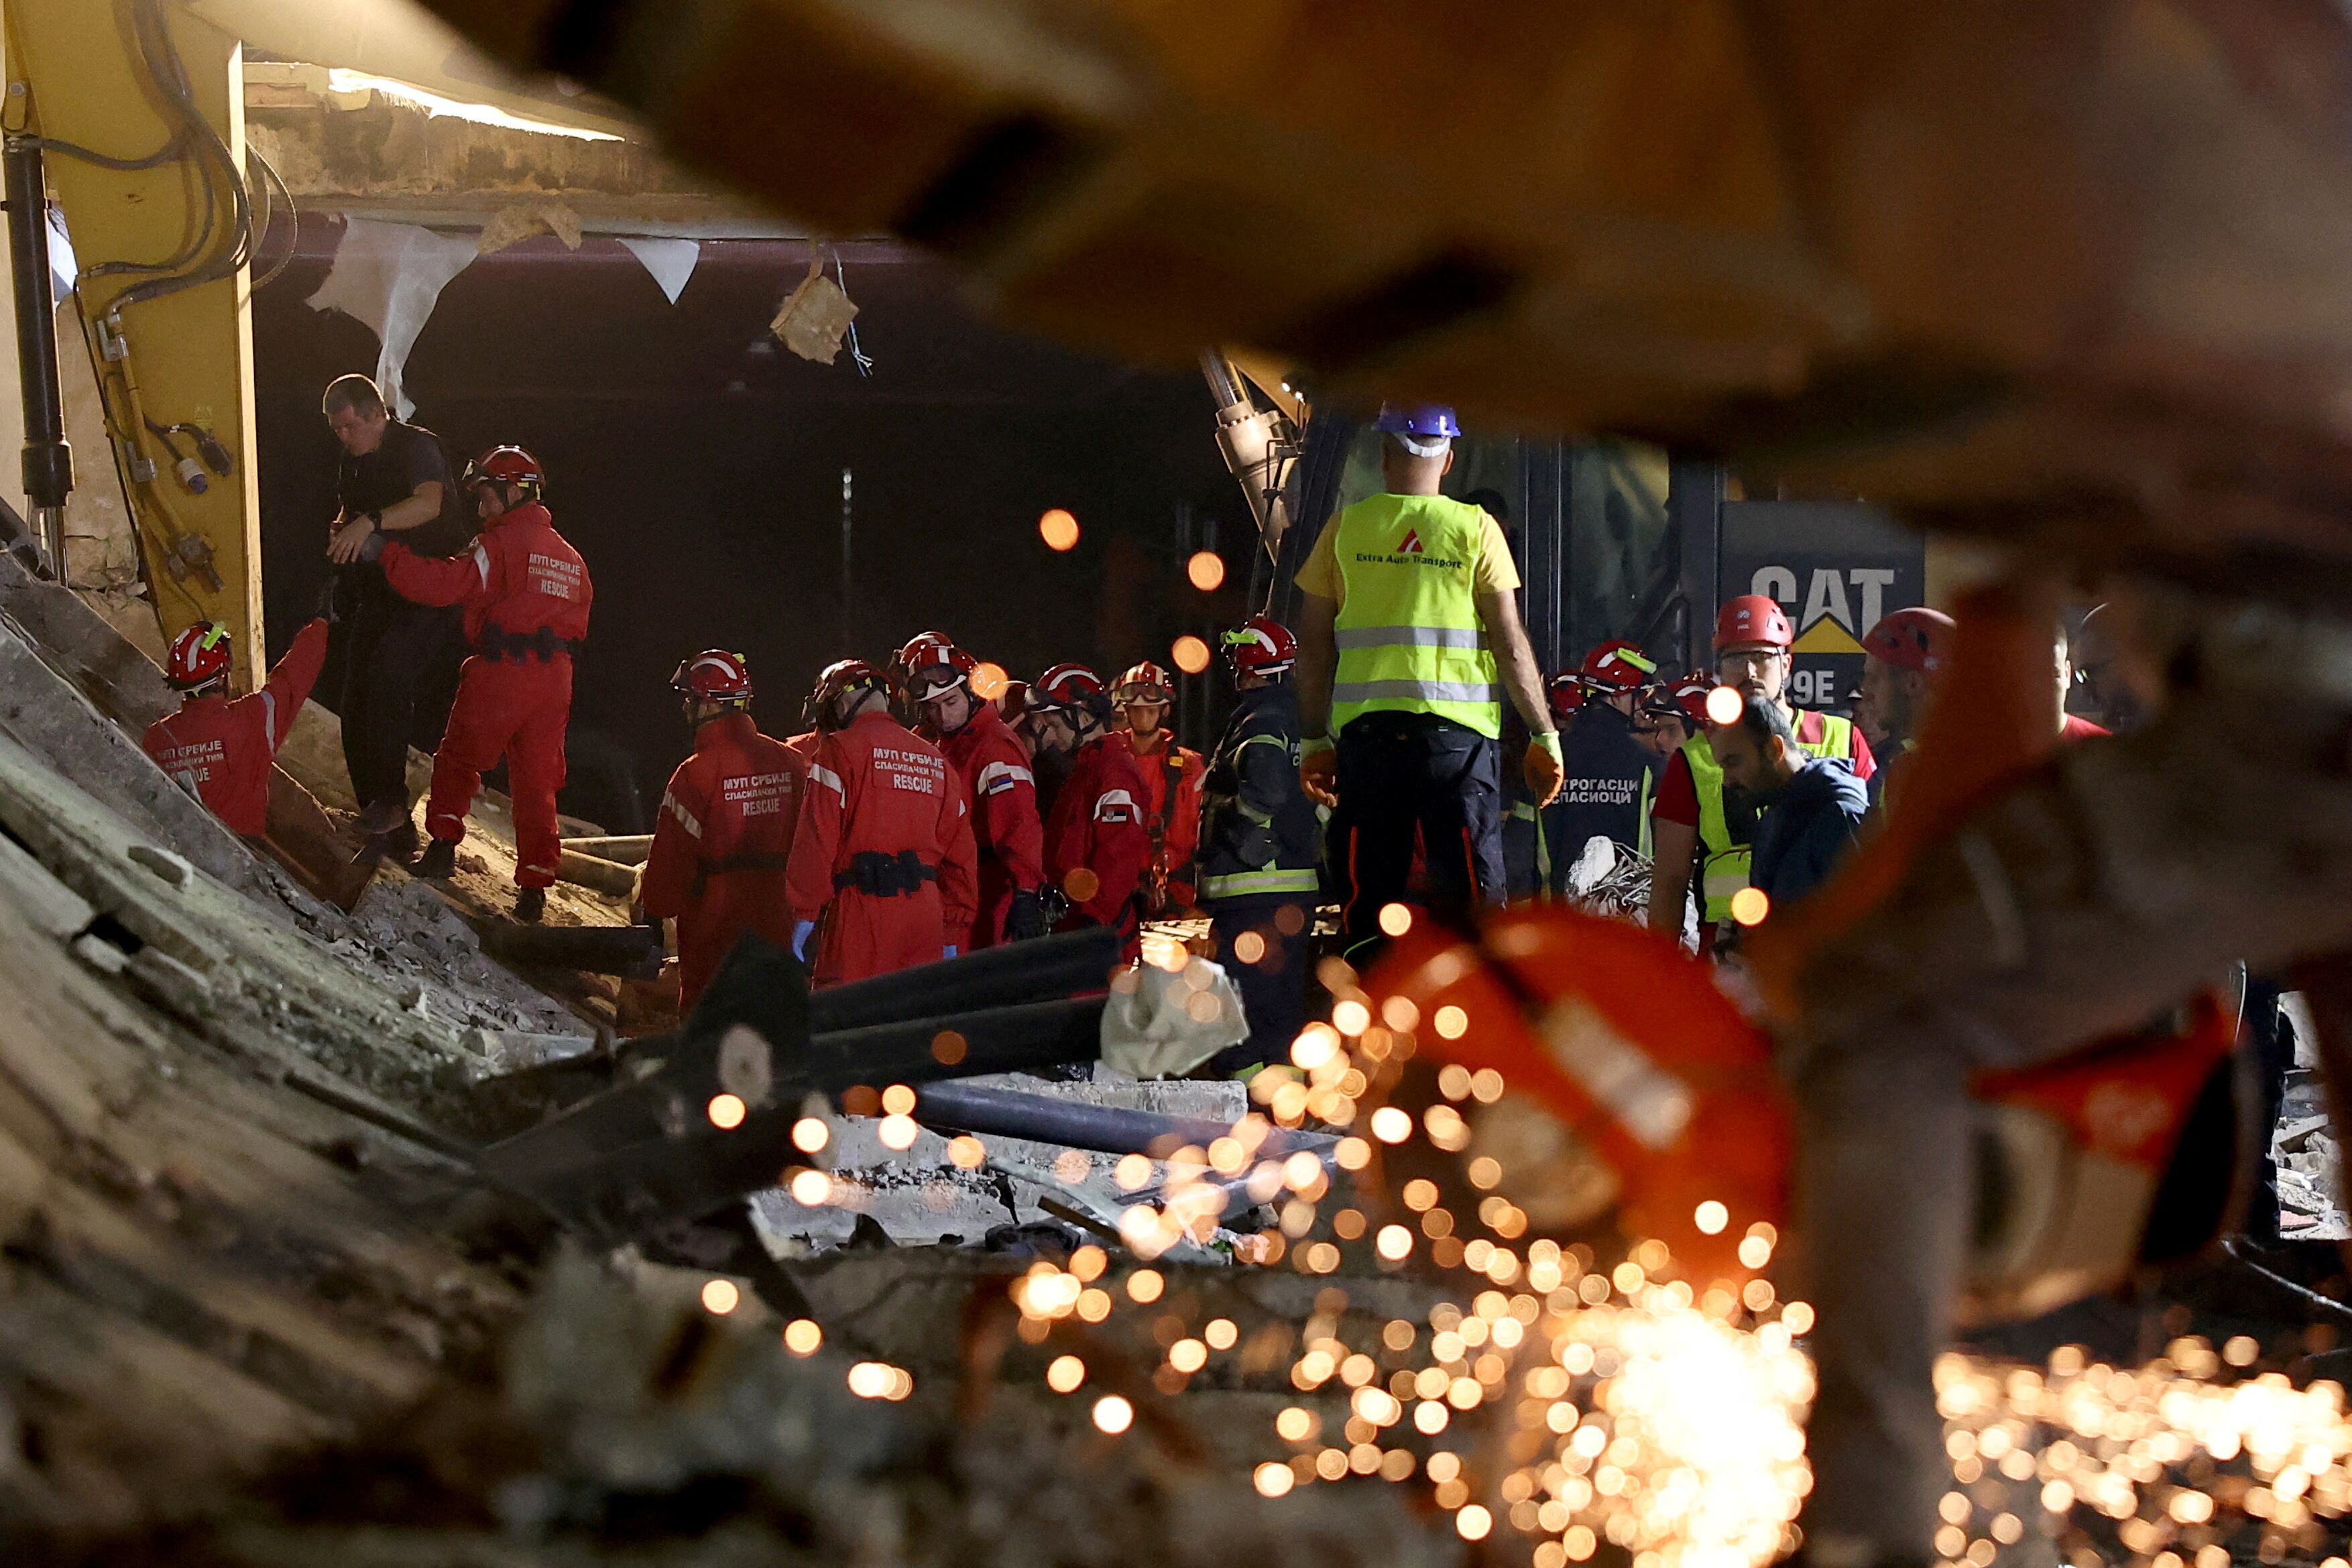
left=639, top=650, right=809, bottom=1013
left=1111, top=659, right=1206, bottom=913
left=894, top=631, right=1047, bottom=948
left=366, top=444, right=591, bottom=922
left=143, top=615, right=331, bottom=841
left=784, top=659, right=978, bottom=985
left=1029, top=663, right=1153, bottom=939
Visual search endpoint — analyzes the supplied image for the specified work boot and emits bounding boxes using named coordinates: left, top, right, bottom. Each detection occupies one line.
left=514, top=886, right=546, bottom=923
left=385, top=820, right=420, bottom=861
left=414, top=838, right=459, bottom=880
left=353, top=797, right=408, bottom=838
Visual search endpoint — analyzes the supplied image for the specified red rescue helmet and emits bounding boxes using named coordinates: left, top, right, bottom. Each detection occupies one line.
left=1113, top=660, right=1174, bottom=705
left=463, top=444, right=544, bottom=499
left=1035, top=662, right=1112, bottom=724
left=998, top=678, right=1031, bottom=723
left=895, top=631, right=978, bottom=703
left=1714, top=593, right=1795, bottom=652
left=1860, top=606, right=1956, bottom=674
left=1578, top=638, right=1659, bottom=694
left=1221, top=615, right=1298, bottom=679
left=1546, top=671, right=1585, bottom=721
left=166, top=620, right=233, bottom=690
left=672, top=648, right=752, bottom=704
left=807, top=658, right=889, bottom=729
left=1666, top=674, right=1715, bottom=725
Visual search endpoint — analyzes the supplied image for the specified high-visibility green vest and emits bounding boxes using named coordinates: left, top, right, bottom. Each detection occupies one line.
left=1328, top=493, right=1503, bottom=738
left=1685, top=711, right=1860, bottom=923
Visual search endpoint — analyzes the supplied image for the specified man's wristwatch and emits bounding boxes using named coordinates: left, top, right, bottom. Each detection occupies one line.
left=364, top=510, right=382, bottom=530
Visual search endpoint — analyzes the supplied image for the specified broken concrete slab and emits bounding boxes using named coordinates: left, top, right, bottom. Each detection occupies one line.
left=0, top=617, right=276, bottom=902
left=0, top=729, right=583, bottom=1107
left=0, top=554, right=174, bottom=731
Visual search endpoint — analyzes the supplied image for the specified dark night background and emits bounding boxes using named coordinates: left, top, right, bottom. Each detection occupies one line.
left=254, top=214, right=1248, bottom=832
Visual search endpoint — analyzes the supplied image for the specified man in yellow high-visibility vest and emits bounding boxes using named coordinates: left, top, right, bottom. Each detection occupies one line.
left=1291, top=404, right=1564, bottom=959
left=1645, top=594, right=1876, bottom=947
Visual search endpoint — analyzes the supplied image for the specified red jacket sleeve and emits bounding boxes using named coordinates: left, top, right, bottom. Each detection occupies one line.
left=784, top=738, right=848, bottom=923
left=260, top=618, right=332, bottom=751
left=936, top=786, right=979, bottom=939
left=1077, top=774, right=1151, bottom=926
left=639, top=759, right=706, bottom=920
left=978, top=752, right=1045, bottom=892
left=381, top=536, right=493, bottom=609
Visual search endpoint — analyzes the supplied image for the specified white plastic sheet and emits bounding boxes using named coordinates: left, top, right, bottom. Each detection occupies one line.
left=304, top=219, right=479, bottom=418
left=619, top=236, right=700, bottom=304
left=1098, top=957, right=1246, bottom=1079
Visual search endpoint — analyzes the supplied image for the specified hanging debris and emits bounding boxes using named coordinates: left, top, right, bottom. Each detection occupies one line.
left=770, top=251, right=860, bottom=365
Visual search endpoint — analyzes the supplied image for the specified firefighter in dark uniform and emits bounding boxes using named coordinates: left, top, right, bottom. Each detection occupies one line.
left=1539, top=640, right=1663, bottom=894
left=1197, top=617, right=1322, bottom=1073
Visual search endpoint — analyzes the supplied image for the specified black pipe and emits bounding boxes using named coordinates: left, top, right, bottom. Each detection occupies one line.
left=4, top=136, right=72, bottom=579
left=674, top=926, right=1122, bottom=1057
left=476, top=920, right=664, bottom=975
left=806, top=926, right=1122, bottom=1033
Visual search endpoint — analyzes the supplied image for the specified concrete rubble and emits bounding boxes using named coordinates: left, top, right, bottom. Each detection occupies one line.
left=2276, top=994, right=2349, bottom=1241
left=751, top=1071, right=1250, bottom=1255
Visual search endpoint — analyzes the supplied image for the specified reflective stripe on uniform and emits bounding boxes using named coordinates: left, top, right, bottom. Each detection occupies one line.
left=1200, top=867, right=1321, bottom=898
left=809, top=763, right=845, bottom=798
left=1334, top=625, right=1486, bottom=651
left=662, top=790, right=703, bottom=839
left=1637, top=766, right=1654, bottom=860
left=471, top=542, right=493, bottom=591
left=1331, top=679, right=1503, bottom=706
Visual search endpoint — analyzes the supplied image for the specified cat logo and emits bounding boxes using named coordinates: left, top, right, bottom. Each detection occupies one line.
left=1397, top=530, right=1424, bottom=554
left=1720, top=500, right=1926, bottom=710
left=1748, top=566, right=1901, bottom=654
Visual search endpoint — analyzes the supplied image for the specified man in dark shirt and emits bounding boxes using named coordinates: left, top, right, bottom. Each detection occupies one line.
left=318, top=374, right=471, bottom=847
left=1710, top=692, right=1869, bottom=920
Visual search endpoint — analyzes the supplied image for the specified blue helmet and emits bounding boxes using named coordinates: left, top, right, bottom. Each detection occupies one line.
left=1373, top=402, right=1461, bottom=438
left=1374, top=402, right=1460, bottom=458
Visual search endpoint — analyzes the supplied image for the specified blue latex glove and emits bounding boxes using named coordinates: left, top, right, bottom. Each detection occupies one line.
left=791, top=920, right=816, bottom=961
left=942, top=945, right=958, bottom=960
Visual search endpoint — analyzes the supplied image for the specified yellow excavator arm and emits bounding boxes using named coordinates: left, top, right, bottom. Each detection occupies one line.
left=5, top=0, right=263, bottom=677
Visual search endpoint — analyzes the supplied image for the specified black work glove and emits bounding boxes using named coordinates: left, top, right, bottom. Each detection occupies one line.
left=1234, top=822, right=1278, bottom=869
left=1006, top=888, right=1048, bottom=942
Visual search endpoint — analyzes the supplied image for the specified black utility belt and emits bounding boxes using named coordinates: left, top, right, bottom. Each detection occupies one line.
left=693, top=851, right=788, bottom=896
left=473, top=627, right=585, bottom=662
left=833, top=850, right=937, bottom=897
